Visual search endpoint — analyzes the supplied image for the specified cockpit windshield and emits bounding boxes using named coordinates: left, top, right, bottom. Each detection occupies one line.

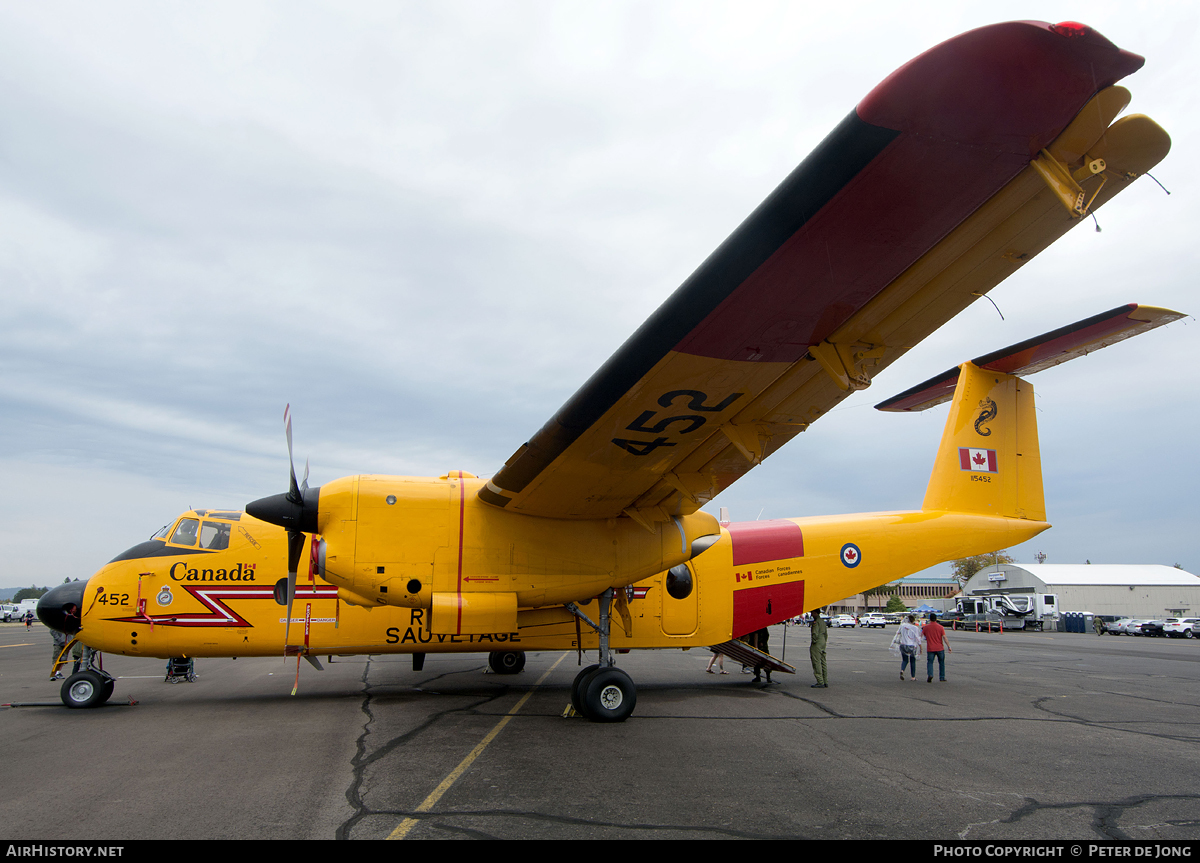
left=169, top=518, right=200, bottom=546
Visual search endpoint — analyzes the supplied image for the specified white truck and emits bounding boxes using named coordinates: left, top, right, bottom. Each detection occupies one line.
left=956, top=593, right=1058, bottom=631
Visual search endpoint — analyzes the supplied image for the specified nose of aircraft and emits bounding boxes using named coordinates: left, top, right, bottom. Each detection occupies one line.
left=37, top=580, right=88, bottom=634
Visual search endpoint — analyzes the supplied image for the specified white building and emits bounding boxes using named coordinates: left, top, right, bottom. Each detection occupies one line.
left=835, top=574, right=960, bottom=616
left=963, top=564, right=1200, bottom=618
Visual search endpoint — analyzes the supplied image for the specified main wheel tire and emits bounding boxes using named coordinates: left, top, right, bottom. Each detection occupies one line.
left=99, top=678, right=115, bottom=704
left=581, top=667, right=637, bottom=723
left=61, top=671, right=106, bottom=709
left=488, top=651, right=526, bottom=675
left=570, top=664, right=601, bottom=716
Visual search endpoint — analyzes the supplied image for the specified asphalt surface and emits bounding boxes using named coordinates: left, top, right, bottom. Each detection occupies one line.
left=2, top=620, right=1198, bottom=840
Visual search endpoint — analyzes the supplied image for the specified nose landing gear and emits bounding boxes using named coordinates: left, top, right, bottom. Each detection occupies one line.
left=488, top=650, right=526, bottom=675
left=61, top=669, right=115, bottom=709
left=52, top=637, right=115, bottom=708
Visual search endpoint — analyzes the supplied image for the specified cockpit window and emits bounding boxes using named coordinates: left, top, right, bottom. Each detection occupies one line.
left=152, top=524, right=172, bottom=540
left=194, top=510, right=242, bottom=521
left=199, top=521, right=231, bottom=550
left=169, top=518, right=200, bottom=546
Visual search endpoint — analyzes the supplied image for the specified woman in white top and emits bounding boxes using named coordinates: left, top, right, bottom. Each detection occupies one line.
left=897, top=614, right=924, bottom=681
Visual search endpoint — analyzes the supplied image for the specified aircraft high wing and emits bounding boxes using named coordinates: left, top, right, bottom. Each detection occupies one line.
left=480, top=21, right=1168, bottom=524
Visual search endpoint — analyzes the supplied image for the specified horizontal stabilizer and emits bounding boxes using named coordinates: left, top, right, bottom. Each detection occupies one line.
left=876, top=304, right=1184, bottom=412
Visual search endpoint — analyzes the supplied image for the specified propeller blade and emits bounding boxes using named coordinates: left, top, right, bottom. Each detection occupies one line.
left=284, top=404, right=301, bottom=504
left=283, top=529, right=304, bottom=647
left=301, top=458, right=310, bottom=495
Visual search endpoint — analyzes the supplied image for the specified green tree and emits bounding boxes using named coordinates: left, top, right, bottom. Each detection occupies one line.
left=885, top=594, right=907, bottom=613
left=12, top=586, right=48, bottom=603
left=951, top=551, right=1015, bottom=588
left=861, top=583, right=896, bottom=611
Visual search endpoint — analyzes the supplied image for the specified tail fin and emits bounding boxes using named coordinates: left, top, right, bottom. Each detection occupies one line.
left=875, top=304, right=1184, bottom=520
left=920, top=362, right=1043, bottom=519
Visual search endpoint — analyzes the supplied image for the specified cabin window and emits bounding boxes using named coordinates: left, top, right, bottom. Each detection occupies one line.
left=169, top=518, right=200, bottom=546
left=199, top=521, right=231, bottom=550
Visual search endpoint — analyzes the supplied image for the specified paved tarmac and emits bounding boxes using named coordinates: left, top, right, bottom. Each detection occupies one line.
left=2, top=620, right=1198, bottom=840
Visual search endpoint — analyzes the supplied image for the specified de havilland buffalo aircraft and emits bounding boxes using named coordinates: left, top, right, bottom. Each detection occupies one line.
left=39, top=21, right=1181, bottom=721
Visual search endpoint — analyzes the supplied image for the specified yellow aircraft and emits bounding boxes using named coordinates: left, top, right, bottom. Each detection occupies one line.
left=38, top=21, right=1180, bottom=720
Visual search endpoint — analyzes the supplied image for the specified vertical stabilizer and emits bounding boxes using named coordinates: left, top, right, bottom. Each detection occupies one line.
left=921, top=362, right=1044, bottom=520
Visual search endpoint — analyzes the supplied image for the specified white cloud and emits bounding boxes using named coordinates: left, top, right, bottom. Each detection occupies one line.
left=2, top=1, right=1198, bottom=584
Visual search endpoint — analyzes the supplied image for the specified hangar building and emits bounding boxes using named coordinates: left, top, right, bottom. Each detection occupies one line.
left=964, top=564, right=1200, bottom=618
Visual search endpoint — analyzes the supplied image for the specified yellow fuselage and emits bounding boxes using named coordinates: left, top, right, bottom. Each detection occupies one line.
left=76, top=505, right=1046, bottom=659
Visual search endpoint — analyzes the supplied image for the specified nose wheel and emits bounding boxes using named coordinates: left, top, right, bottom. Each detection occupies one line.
left=487, top=651, right=526, bottom=675
left=61, top=670, right=115, bottom=709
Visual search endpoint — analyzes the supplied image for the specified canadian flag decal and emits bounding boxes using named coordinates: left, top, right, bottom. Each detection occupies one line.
left=959, top=447, right=998, bottom=473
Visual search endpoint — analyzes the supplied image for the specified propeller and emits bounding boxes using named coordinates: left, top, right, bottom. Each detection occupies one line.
left=246, top=404, right=321, bottom=651
left=282, top=405, right=303, bottom=646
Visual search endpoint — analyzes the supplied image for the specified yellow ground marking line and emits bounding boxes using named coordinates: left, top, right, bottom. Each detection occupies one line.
left=0, top=643, right=36, bottom=648
left=388, top=652, right=568, bottom=840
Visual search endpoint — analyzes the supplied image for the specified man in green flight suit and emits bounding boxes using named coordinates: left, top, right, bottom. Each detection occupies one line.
left=810, top=607, right=828, bottom=688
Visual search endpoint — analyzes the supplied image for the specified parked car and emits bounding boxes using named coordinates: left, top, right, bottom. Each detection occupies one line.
left=1093, top=614, right=1124, bottom=634
left=1138, top=620, right=1167, bottom=637
left=1163, top=618, right=1200, bottom=639
left=831, top=614, right=858, bottom=628
left=862, top=613, right=888, bottom=628
left=1117, top=618, right=1152, bottom=635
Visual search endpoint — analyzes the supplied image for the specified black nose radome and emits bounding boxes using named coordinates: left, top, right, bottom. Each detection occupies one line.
left=38, top=580, right=88, bottom=634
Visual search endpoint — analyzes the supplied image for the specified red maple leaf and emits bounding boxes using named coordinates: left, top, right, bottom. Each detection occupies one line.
left=972, top=451, right=986, bottom=466
left=845, top=548, right=857, bottom=561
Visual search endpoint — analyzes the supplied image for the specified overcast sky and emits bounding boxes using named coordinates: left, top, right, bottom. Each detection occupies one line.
left=2, top=1, right=1197, bottom=589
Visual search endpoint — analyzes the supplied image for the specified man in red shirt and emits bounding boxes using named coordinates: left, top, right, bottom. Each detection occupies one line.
left=922, top=613, right=952, bottom=682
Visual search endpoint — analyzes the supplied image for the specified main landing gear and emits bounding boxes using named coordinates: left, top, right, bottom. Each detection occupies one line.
left=570, top=664, right=637, bottom=723
left=566, top=588, right=638, bottom=722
